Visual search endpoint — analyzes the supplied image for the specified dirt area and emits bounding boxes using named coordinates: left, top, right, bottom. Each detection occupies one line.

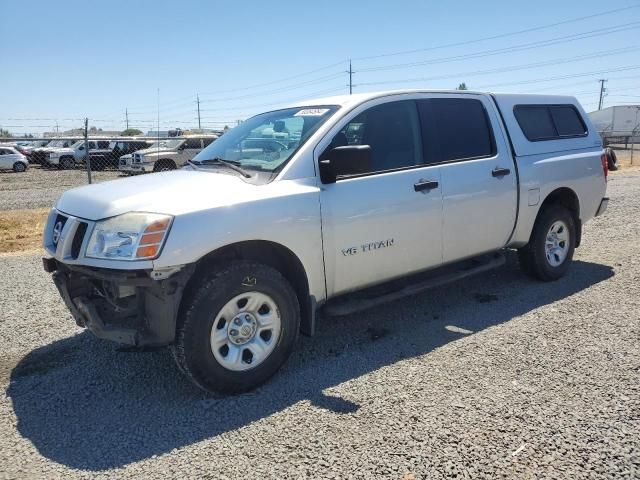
left=0, top=208, right=48, bottom=253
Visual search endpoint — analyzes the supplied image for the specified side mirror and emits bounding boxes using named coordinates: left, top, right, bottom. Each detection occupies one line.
left=319, top=145, right=372, bottom=184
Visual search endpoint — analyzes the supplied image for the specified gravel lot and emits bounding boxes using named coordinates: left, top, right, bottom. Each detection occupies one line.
left=0, top=166, right=121, bottom=210
left=0, top=170, right=638, bottom=479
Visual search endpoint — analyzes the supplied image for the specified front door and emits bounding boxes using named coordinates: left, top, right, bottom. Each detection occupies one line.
left=319, top=99, right=443, bottom=297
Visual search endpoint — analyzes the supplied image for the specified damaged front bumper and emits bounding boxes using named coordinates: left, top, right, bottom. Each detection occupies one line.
left=44, top=257, right=193, bottom=347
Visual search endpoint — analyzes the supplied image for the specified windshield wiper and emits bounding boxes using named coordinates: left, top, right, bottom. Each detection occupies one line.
left=190, top=157, right=251, bottom=178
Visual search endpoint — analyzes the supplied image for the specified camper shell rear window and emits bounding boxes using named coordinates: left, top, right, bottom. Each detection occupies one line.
left=514, top=104, right=587, bottom=141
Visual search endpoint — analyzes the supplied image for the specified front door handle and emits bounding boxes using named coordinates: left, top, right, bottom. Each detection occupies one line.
left=414, top=179, right=439, bottom=192
left=492, top=167, right=511, bottom=177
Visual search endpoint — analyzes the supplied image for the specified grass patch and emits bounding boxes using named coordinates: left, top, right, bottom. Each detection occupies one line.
left=0, top=208, right=49, bottom=253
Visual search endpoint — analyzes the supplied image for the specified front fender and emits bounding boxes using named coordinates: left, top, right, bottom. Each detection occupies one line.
left=155, top=178, right=326, bottom=302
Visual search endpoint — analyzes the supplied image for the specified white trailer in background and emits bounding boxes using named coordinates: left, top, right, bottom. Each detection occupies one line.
left=589, top=105, right=640, bottom=147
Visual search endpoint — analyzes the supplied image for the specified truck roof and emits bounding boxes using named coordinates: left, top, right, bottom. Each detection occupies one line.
left=292, top=89, right=581, bottom=108
left=293, top=89, right=600, bottom=157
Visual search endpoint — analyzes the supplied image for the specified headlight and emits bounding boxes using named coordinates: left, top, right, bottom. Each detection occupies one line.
left=86, top=212, right=173, bottom=260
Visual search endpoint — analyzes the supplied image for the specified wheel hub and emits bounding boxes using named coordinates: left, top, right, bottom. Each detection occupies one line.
left=545, top=220, right=570, bottom=267
left=227, top=312, right=258, bottom=345
left=210, top=291, right=282, bottom=371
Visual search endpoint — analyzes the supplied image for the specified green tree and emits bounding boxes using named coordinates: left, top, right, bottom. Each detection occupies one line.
left=456, top=82, right=468, bottom=90
left=121, top=128, right=143, bottom=136
left=0, top=128, right=12, bottom=138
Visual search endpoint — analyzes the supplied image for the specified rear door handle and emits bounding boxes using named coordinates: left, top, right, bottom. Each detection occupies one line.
left=492, top=167, right=511, bottom=177
left=414, top=179, right=439, bottom=192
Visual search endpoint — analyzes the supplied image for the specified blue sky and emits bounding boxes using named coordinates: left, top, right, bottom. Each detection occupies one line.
left=2, top=0, right=639, bottom=134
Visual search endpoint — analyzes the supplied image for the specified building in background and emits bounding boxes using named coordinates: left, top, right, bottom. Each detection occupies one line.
left=589, top=105, right=640, bottom=147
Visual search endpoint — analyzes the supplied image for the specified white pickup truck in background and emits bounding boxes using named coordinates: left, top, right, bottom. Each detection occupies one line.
left=42, top=90, right=608, bottom=394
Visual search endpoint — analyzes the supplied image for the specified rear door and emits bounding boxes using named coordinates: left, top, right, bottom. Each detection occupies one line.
left=180, top=138, right=205, bottom=165
left=319, top=98, right=443, bottom=297
left=417, top=95, right=517, bottom=263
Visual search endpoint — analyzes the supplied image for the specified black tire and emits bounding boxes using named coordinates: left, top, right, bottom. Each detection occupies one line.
left=13, top=162, right=27, bottom=173
left=518, top=205, right=576, bottom=281
left=153, top=159, right=176, bottom=172
left=90, top=157, right=106, bottom=171
left=172, top=262, right=300, bottom=394
left=60, top=157, right=75, bottom=170
left=605, top=147, right=618, bottom=171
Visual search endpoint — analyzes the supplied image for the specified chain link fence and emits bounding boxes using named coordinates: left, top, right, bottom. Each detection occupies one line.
left=0, top=128, right=220, bottom=211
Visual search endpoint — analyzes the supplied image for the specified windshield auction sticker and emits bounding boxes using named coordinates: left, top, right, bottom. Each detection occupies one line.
left=294, top=108, right=330, bottom=117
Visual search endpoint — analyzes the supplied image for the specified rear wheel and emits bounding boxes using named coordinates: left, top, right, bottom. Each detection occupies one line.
left=518, top=205, right=576, bottom=281
left=13, top=162, right=26, bottom=173
left=60, top=157, right=75, bottom=170
left=172, top=262, right=300, bottom=394
left=605, top=147, right=618, bottom=171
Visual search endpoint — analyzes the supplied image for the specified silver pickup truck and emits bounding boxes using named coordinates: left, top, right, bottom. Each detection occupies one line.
left=42, top=90, right=609, bottom=394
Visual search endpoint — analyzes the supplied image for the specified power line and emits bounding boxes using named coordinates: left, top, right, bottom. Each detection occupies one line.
left=356, top=22, right=640, bottom=73
left=474, top=65, right=640, bottom=90
left=197, top=60, right=348, bottom=96
left=198, top=72, right=345, bottom=104
left=352, top=5, right=640, bottom=61
left=356, top=46, right=640, bottom=88
left=198, top=85, right=346, bottom=114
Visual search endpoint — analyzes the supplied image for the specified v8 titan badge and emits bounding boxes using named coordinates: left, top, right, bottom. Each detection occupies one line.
left=342, top=238, right=394, bottom=256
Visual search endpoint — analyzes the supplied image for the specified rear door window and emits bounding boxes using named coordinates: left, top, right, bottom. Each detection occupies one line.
left=417, top=98, right=496, bottom=163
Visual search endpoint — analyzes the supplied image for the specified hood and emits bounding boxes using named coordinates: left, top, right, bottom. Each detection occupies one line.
left=135, top=147, right=174, bottom=155
left=48, top=147, right=74, bottom=154
left=55, top=170, right=261, bottom=220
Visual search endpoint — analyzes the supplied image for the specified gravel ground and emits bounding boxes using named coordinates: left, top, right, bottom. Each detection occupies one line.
left=0, top=166, right=121, bottom=210
left=0, top=170, right=638, bottom=479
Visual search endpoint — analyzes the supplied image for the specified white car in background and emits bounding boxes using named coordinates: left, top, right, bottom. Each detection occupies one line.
left=0, top=146, right=29, bottom=172
left=118, top=136, right=217, bottom=173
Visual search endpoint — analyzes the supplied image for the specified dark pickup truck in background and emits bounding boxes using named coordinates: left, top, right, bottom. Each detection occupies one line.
left=86, top=139, right=153, bottom=170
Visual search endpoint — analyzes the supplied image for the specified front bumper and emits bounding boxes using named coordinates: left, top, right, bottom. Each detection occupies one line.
left=44, top=257, right=193, bottom=346
left=119, top=163, right=151, bottom=173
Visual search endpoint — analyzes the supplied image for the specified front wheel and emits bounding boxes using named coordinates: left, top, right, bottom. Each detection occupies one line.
left=13, top=162, right=27, bottom=173
left=153, top=159, right=176, bottom=172
left=518, top=205, right=576, bottom=281
left=172, top=262, right=300, bottom=394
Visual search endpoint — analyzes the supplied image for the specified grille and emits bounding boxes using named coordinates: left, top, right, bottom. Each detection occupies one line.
left=52, top=214, right=68, bottom=246
left=71, top=222, right=88, bottom=259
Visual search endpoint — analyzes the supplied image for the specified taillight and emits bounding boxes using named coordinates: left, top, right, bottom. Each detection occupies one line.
left=600, top=153, right=608, bottom=181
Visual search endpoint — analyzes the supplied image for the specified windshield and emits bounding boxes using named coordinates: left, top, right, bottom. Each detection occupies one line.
left=192, top=106, right=338, bottom=172
left=147, top=139, right=184, bottom=150
left=47, top=140, right=66, bottom=148
left=71, top=140, right=85, bottom=149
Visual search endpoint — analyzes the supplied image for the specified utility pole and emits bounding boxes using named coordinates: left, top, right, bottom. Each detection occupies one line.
left=347, top=59, right=354, bottom=95
left=196, top=94, right=201, bottom=131
left=598, top=79, right=607, bottom=110
left=125, top=108, right=129, bottom=130
left=55, top=121, right=59, bottom=136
